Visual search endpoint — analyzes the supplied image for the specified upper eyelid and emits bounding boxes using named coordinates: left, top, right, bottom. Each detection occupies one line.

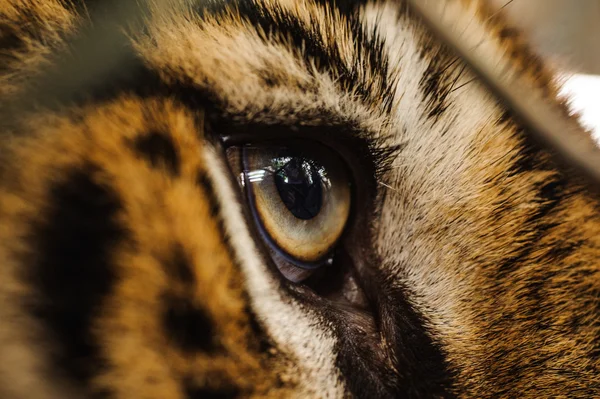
left=218, top=123, right=365, bottom=146
left=213, top=117, right=402, bottom=199
left=217, top=122, right=383, bottom=164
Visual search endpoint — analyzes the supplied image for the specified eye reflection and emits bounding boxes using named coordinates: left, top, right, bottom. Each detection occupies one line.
left=273, top=157, right=325, bottom=220
left=227, top=143, right=351, bottom=282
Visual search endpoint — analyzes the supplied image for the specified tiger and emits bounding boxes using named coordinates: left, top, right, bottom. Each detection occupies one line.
left=0, top=0, right=598, bottom=397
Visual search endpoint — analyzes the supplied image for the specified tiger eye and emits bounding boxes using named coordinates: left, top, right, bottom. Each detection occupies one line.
left=227, top=143, right=351, bottom=282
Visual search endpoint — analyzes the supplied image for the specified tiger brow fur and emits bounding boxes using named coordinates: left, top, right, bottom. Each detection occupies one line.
left=0, top=0, right=599, bottom=398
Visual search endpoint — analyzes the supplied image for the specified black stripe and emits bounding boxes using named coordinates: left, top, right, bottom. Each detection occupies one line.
left=313, top=0, right=370, bottom=15
left=24, top=164, right=125, bottom=387
left=0, top=4, right=66, bottom=74
left=184, top=378, right=241, bottom=399
left=59, top=0, right=121, bottom=15
left=196, top=0, right=371, bottom=19
left=338, top=279, right=454, bottom=398
left=0, top=7, right=32, bottom=67
left=166, top=245, right=196, bottom=285
left=196, top=171, right=222, bottom=219
left=132, top=131, right=181, bottom=176
left=0, top=21, right=25, bottom=59
left=418, top=46, right=465, bottom=122
left=413, top=1, right=475, bottom=124
left=162, top=291, right=219, bottom=353
left=161, top=246, right=219, bottom=353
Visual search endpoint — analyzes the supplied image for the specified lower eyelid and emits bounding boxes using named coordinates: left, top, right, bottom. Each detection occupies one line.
left=269, top=249, right=321, bottom=283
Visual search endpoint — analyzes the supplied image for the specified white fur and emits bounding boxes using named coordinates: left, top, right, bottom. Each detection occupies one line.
left=202, top=144, right=344, bottom=398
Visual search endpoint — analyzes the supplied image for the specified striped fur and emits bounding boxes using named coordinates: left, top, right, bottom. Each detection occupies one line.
left=0, top=0, right=598, bottom=397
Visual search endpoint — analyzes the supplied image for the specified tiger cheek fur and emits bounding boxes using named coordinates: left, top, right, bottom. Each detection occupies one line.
left=0, top=99, right=292, bottom=398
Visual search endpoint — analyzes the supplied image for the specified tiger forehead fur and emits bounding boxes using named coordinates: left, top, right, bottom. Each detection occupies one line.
left=0, top=0, right=599, bottom=398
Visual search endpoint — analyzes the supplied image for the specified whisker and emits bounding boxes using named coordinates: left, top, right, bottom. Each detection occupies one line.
left=378, top=181, right=400, bottom=193
left=451, top=77, right=477, bottom=92
left=448, top=64, right=467, bottom=93
left=486, top=0, right=516, bottom=21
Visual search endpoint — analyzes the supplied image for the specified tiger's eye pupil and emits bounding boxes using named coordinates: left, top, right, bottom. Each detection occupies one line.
left=274, top=157, right=323, bottom=220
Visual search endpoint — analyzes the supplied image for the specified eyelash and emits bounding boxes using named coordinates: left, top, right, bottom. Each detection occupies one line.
left=218, top=123, right=398, bottom=185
